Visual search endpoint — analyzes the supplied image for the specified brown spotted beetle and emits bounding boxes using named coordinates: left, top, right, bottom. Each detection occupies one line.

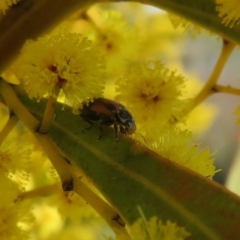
left=80, top=98, right=136, bottom=139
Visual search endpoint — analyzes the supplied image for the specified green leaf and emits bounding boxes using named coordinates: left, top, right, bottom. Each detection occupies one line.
left=0, top=0, right=239, bottom=73
left=17, top=92, right=240, bottom=240
left=145, top=0, right=240, bottom=42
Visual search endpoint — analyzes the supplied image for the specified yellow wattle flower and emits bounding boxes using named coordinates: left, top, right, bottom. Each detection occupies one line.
left=129, top=215, right=190, bottom=240
left=91, top=9, right=141, bottom=75
left=148, top=127, right=217, bottom=178
left=168, top=13, right=214, bottom=38
left=14, top=33, right=106, bottom=111
left=216, top=0, right=240, bottom=27
left=0, top=174, right=33, bottom=240
left=116, top=61, right=190, bottom=132
left=47, top=187, right=97, bottom=223
left=0, top=138, right=32, bottom=190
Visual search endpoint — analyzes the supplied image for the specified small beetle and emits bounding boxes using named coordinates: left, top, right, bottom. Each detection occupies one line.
left=80, top=98, right=136, bottom=139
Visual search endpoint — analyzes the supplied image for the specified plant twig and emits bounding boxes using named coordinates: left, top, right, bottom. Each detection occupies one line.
left=213, top=84, right=240, bottom=96
left=38, top=87, right=60, bottom=134
left=0, top=114, right=18, bottom=145
left=16, top=183, right=60, bottom=201
left=0, top=79, right=72, bottom=189
left=191, top=40, right=236, bottom=110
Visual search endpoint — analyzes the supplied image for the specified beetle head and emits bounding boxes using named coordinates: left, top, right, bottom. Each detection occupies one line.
left=117, top=108, right=136, bottom=135
left=124, top=120, right=136, bottom=134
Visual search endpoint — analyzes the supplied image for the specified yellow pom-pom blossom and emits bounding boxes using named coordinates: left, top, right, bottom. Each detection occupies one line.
left=91, top=10, right=141, bottom=75
left=0, top=0, right=18, bottom=13
left=149, top=127, right=217, bottom=178
left=33, top=204, right=63, bottom=239
left=15, top=33, right=106, bottom=110
left=47, top=187, right=97, bottom=223
left=116, top=61, right=190, bottom=133
left=129, top=216, right=190, bottom=240
left=0, top=173, right=21, bottom=207
left=47, top=225, right=96, bottom=240
left=168, top=13, right=214, bottom=38
left=0, top=138, right=32, bottom=190
left=134, top=12, right=184, bottom=62
left=216, top=0, right=240, bottom=27
left=0, top=174, right=33, bottom=240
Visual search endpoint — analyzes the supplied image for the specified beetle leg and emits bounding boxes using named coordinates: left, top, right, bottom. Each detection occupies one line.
left=119, top=125, right=126, bottom=134
left=97, top=121, right=104, bottom=140
left=98, top=119, right=119, bottom=140
left=113, top=118, right=119, bottom=140
left=82, top=120, right=94, bottom=132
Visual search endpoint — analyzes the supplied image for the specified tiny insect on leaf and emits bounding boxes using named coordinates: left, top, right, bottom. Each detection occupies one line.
left=79, top=98, right=136, bottom=139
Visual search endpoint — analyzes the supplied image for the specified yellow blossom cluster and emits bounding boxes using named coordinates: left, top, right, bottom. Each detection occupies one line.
left=0, top=156, right=33, bottom=239
left=114, top=59, right=218, bottom=179
left=168, top=14, right=214, bottom=38
left=0, top=138, right=32, bottom=189
left=129, top=215, right=190, bottom=240
left=216, top=0, right=240, bottom=27
left=86, top=9, right=141, bottom=76
left=14, top=33, right=106, bottom=110
left=116, top=61, right=191, bottom=132
left=148, top=127, right=217, bottom=178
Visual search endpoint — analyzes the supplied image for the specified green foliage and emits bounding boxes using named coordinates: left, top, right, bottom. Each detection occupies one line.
left=16, top=89, right=240, bottom=240
left=147, top=0, right=240, bottom=43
